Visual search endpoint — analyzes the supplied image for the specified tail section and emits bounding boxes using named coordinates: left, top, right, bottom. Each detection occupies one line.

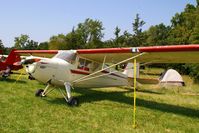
left=0, top=50, right=22, bottom=77
left=123, top=63, right=160, bottom=85
left=123, top=63, right=140, bottom=78
left=5, top=50, right=21, bottom=65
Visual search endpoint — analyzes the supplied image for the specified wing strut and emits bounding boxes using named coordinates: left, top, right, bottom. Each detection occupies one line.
left=72, top=52, right=146, bottom=84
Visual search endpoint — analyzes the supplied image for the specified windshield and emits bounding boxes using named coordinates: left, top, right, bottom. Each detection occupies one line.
left=53, top=50, right=76, bottom=63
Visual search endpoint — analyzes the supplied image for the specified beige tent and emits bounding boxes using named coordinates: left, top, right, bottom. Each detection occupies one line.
left=159, top=69, right=185, bottom=87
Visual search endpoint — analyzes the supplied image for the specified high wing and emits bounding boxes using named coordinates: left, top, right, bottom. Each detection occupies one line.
left=13, top=45, right=199, bottom=63
left=77, top=45, right=199, bottom=63
left=14, top=50, right=59, bottom=58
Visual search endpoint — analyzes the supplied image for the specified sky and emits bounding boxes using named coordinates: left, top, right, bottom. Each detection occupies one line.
left=0, top=0, right=197, bottom=47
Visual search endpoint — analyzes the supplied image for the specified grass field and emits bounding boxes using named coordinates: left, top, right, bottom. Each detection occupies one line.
left=0, top=69, right=199, bottom=133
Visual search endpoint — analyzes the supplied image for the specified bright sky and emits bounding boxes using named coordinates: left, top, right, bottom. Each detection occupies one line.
left=0, top=0, right=196, bottom=47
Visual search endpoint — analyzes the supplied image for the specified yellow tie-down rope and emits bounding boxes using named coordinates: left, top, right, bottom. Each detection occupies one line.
left=10, top=71, right=23, bottom=90
left=133, top=58, right=137, bottom=128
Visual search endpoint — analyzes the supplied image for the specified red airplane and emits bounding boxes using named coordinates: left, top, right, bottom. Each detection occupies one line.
left=0, top=50, right=23, bottom=78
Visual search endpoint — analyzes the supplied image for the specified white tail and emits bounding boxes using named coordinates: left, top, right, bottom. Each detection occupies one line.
left=123, top=63, right=140, bottom=78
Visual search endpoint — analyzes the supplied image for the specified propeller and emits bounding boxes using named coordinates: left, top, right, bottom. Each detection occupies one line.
left=8, top=57, right=41, bottom=89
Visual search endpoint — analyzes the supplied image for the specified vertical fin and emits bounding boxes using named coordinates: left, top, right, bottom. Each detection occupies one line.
left=123, top=63, right=139, bottom=78
left=5, top=50, right=21, bottom=65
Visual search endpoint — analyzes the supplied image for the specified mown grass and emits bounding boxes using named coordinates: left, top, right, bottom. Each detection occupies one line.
left=0, top=69, right=199, bottom=133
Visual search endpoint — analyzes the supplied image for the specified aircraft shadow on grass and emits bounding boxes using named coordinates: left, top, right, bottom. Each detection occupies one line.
left=45, top=87, right=199, bottom=118
left=0, top=78, right=26, bottom=84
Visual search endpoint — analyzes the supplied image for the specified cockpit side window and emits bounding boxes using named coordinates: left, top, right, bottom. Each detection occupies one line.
left=53, top=51, right=76, bottom=64
left=92, top=62, right=100, bottom=71
left=78, top=58, right=85, bottom=69
left=78, top=58, right=92, bottom=71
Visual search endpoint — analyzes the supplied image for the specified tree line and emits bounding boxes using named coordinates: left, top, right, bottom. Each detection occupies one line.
left=0, top=0, right=199, bottom=81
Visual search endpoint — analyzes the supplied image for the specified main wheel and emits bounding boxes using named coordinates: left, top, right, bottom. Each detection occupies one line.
left=35, top=89, right=44, bottom=97
left=68, top=97, right=79, bottom=106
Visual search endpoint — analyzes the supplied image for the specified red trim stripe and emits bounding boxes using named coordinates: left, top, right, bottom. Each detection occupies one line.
left=70, top=69, right=90, bottom=75
left=77, top=48, right=132, bottom=54
left=77, top=45, right=199, bottom=54
left=15, top=50, right=58, bottom=54
left=71, top=69, right=126, bottom=79
left=139, top=45, right=199, bottom=52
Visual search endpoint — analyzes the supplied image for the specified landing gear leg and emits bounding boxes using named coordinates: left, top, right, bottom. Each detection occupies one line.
left=35, top=84, right=54, bottom=97
left=62, top=82, right=78, bottom=106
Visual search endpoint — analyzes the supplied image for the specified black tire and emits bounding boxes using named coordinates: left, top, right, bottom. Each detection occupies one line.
left=68, top=97, right=79, bottom=106
left=35, top=89, right=44, bottom=97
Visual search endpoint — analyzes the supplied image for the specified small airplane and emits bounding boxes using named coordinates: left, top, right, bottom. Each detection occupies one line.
left=13, top=44, right=199, bottom=106
left=0, top=50, right=23, bottom=78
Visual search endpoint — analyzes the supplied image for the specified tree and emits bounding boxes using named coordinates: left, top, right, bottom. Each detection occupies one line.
left=132, top=14, right=146, bottom=46
left=0, top=40, right=4, bottom=50
left=14, top=34, right=29, bottom=49
left=76, top=18, right=104, bottom=48
left=38, top=42, right=49, bottom=50
left=114, top=26, right=121, bottom=47
left=65, top=29, right=85, bottom=49
left=48, top=18, right=105, bottom=50
left=197, top=0, right=199, bottom=7
left=121, top=30, right=132, bottom=47
left=14, top=34, right=38, bottom=49
left=189, top=8, right=199, bottom=43
left=189, top=20, right=199, bottom=43
left=114, top=26, right=121, bottom=40
left=25, top=40, right=38, bottom=50
left=146, top=23, right=171, bottom=46
left=48, top=34, right=67, bottom=50
left=133, top=14, right=145, bottom=35
left=155, top=2, right=199, bottom=82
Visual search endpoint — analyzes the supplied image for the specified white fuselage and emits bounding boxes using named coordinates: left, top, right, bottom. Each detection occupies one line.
left=25, top=51, right=129, bottom=88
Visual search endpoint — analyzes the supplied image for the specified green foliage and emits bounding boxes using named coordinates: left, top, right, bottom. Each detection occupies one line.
left=197, top=0, right=199, bottom=7
left=48, top=18, right=105, bottom=50
left=14, top=34, right=38, bottom=50
left=114, top=26, right=121, bottom=39
left=187, top=64, right=199, bottom=82
left=38, top=42, right=49, bottom=50
left=0, top=40, right=13, bottom=54
left=153, top=2, right=199, bottom=82
left=0, top=39, right=4, bottom=50
left=26, top=40, right=38, bottom=50
left=14, top=34, right=29, bottom=49
left=76, top=18, right=104, bottom=48
left=189, top=26, right=199, bottom=44
left=132, top=14, right=146, bottom=46
left=168, top=3, right=198, bottom=45
left=113, top=26, right=121, bottom=47
left=145, top=23, right=171, bottom=46
left=48, top=34, right=67, bottom=50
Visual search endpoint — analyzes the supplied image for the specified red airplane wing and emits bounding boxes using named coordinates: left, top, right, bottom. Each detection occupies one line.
left=13, top=45, right=199, bottom=63
left=14, top=50, right=59, bottom=58
left=77, top=45, right=199, bottom=63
